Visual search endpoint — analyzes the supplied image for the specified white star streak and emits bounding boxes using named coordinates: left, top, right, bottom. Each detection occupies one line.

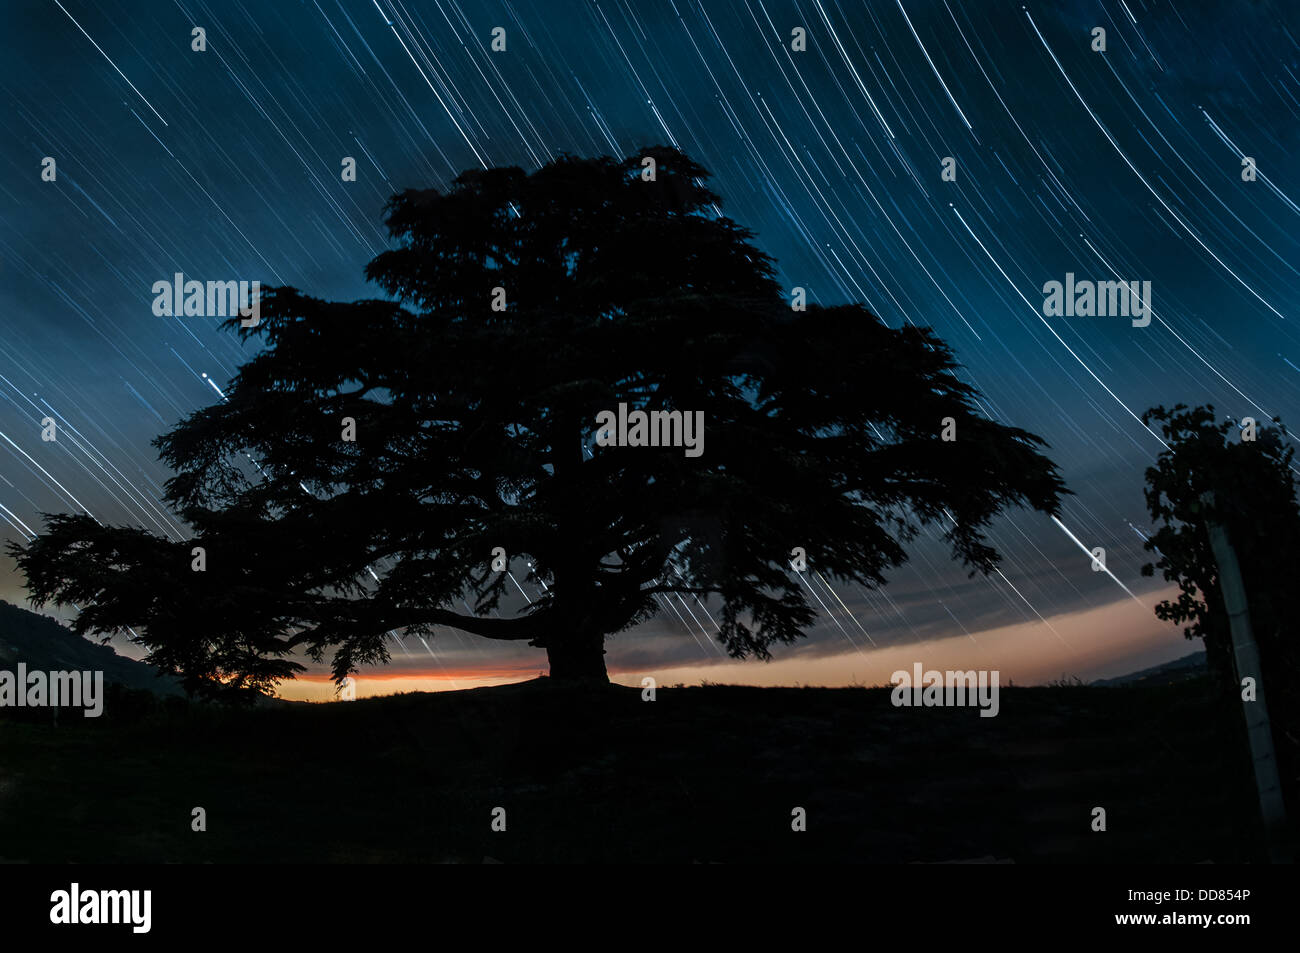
left=895, top=0, right=974, bottom=134
left=1050, top=515, right=1145, bottom=609
left=51, top=0, right=168, bottom=127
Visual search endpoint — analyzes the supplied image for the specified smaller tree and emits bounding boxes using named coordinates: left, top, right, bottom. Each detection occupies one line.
left=1140, top=404, right=1300, bottom=814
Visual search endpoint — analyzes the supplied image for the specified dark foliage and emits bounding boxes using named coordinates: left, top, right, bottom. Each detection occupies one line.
left=1140, top=403, right=1300, bottom=809
left=10, top=147, right=1068, bottom=693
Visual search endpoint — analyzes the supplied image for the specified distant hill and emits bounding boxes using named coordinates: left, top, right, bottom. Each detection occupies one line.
left=1091, top=651, right=1207, bottom=687
left=0, top=600, right=184, bottom=696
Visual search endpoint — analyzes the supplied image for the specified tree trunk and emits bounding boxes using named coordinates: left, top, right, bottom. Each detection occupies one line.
left=544, top=633, right=609, bottom=683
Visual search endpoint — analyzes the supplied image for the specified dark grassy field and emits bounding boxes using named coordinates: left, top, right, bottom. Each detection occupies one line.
left=0, top=676, right=1277, bottom=863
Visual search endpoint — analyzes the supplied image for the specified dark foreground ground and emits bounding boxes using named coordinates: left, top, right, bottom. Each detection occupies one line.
left=0, top=676, right=1281, bottom=863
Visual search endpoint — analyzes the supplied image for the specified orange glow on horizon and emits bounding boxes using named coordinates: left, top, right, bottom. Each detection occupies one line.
left=274, top=586, right=1194, bottom=702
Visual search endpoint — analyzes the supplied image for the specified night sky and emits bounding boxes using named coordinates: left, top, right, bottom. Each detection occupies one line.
left=2, top=0, right=1298, bottom=698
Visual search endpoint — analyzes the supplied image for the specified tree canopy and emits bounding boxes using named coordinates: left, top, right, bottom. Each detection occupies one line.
left=11, top=146, right=1069, bottom=694
left=1140, top=403, right=1300, bottom=810
left=1140, top=405, right=1299, bottom=674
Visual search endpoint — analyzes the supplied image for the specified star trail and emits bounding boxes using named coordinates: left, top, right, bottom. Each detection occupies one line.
left=2, top=0, right=1298, bottom=695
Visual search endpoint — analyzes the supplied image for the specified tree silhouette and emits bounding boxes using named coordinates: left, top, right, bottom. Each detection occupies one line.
left=10, top=146, right=1069, bottom=694
left=1140, top=403, right=1299, bottom=810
